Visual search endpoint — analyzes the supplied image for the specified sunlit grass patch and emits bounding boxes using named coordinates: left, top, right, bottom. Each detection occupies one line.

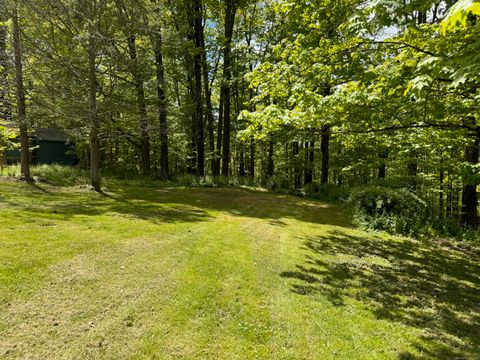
left=0, top=179, right=478, bottom=359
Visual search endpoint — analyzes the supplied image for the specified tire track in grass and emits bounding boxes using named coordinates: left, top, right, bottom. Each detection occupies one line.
left=137, top=214, right=273, bottom=359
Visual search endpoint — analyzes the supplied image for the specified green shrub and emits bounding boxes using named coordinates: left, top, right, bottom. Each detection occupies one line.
left=265, top=176, right=291, bottom=192
left=306, top=183, right=349, bottom=202
left=30, top=164, right=89, bottom=186
left=347, top=186, right=427, bottom=236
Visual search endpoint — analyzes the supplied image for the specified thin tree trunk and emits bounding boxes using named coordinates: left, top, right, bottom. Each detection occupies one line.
left=407, top=150, right=418, bottom=190
left=439, top=159, right=444, bottom=223
left=321, top=125, right=330, bottom=185
left=199, top=13, right=215, bottom=176
left=304, top=141, right=314, bottom=184
left=192, top=0, right=204, bottom=177
left=221, top=0, right=238, bottom=177
left=293, top=141, right=301, bottom=188
left=239, top=142, right=245, bottom=177
left=461, top=127, right=480, bottom=227
left=153, top=23, right=169, bottom=180
left=0, top=0, right=11, bottom=124
left=266, top=138, right=274, bottom=178
left=88, top=28, right=100, bottom=191
left=12, top=5, right=31, bottom=181
left=249, top=135, right=255, bottom=179
left=378, top=149, right=388, bottom=179
left=214, top=90, right=224, bottom=176
left=126, top=34, right=150, bottom=175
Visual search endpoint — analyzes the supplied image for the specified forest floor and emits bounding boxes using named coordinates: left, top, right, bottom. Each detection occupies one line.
left=0, top=178, right=479, bottom=359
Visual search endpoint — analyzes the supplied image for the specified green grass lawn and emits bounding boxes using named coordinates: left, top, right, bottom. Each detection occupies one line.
left=0, top=179, right=479, bottom=359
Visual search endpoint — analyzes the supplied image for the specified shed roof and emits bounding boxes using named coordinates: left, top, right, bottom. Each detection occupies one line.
left=2, top=122, right=71, bottom=142
left=33, top=128, right=70, bottom=142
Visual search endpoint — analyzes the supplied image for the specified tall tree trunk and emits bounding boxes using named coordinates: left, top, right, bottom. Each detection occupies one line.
left=266, top=138, right=274, bottom=178
left=12, top=5, right=31, bottom=181
left=461, top=128, right=480, bottom=228
left=407, top=149, right=418, bottom=190
left=293, top=141, right=301, bottom=188
left=239, top=142, right=245, bottom=177
left=221, top=0, right=238, bottom=177
left=199, top=12, right=215, bottom=176
left=0, top=0, right=10, bottom=124
left=192, top=0, right=204, bottom=177
left=304, top=141, right=314, bottom=185
left=214, top=89, right=224, bottom=176
left=88, top=28, right=100, bottom=191
left=439, top=159, right=445, bottom=223
left=126, top=34, right=150, bottom=175
left=153, top=23, right=169, bottom=180
left=249, top=135, right=255, bottom=179
left=378, top=149, right=388, bottom=179
left=321, top=125, right=330, bottom=185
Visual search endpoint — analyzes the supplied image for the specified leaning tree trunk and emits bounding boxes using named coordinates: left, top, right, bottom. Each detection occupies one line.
left=12, top=5, right=31, bottom=181
left=461, top=127, right=480, bottom=228
left=221, top=0, right=238, bottom=177
left=88, top=28, right=100, bottom=191
left=153, top=24, right=169, bottom=180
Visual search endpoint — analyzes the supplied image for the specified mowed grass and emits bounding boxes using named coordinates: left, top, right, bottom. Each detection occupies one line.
left=0, top=179, right=479, bottom=359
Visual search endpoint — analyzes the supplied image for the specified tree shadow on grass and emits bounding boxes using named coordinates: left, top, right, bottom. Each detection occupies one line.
left=280, top=230, right=480, bottom=359
left=109, top=185, right=350, bottom=226
left=2, top=184, right=212, bottom=225
left=3, top=183, right=349, bottom=227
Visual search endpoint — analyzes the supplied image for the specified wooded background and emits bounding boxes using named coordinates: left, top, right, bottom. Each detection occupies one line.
left=0, top=0, right=479, bottom=230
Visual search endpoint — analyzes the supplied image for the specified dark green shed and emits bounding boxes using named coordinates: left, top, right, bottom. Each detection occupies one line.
left=5, top=128, right=77, bottom=166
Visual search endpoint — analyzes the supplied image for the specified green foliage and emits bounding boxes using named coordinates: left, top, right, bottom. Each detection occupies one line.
left=0, top=123, right=17, bottom=156
left=264, top=175, right=291, bottom=192
left=348, top=186, right=427, bottom=236
left=442, top=0, right=480, bottom=30
left=305, top=183, right=349, bottom=202
left=1, top=164, right=89, bottom=186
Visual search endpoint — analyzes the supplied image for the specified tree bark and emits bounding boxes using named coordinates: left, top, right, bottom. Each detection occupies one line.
left=321, top=125, right=330, bottom=185
left=214, top=88, right=224, bottom=176
left=88, top=28, right=100, bottom=191
left=249, top=135, right=255, bottom=179
left=126, top=34, right=151, bottom=175
left=12, top=5, right=31, bottom=181
left=192, top=0, right=204, bottom=177
left=293, top=141, right=301, bottom=188
left=461, top=128, right=479, bottom=228
left=152, top=23, right=169, bottom=180
left=221, top=0, right=238, bottom=177
left=266, top=138, right=274, bottom=178
left=378, top=149, right=388, bottom=179
left=199, top=11, right=215, bottom=176
left=439, top=159, right=444, bottom=223
left=0, top=0, right=10, bottom=124
left=239, top=142, right=245, bottom=177
left=304, top=141, right=314, bottom=185
left=407, top=157, right=418, bottom=190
